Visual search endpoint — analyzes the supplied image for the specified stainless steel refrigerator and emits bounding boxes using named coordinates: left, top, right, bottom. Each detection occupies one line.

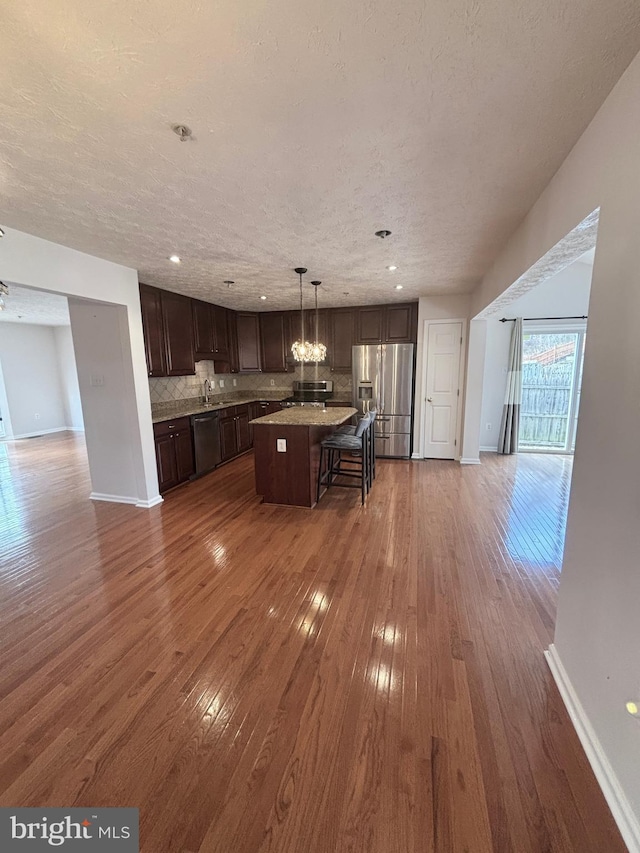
left=352, top=343, right=414, bottom=458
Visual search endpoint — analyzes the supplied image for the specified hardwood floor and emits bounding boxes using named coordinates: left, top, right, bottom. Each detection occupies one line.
left=0, top=433, right=624, bottom=852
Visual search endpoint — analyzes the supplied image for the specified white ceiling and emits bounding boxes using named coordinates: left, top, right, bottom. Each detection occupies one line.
left=0, top=284, right=70, bottom=326
left=1, top=1, right=639, bottom=312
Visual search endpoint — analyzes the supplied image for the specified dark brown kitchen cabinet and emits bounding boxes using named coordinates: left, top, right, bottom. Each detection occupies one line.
left=226, top=311, right=239, bottom=373
left=260, top=312, right=288, bottom=372
left=154, top=433, right=177, bottom=492
left=139, top=284, right=166, bottom=377
left=354, top=303, right=418, bottom=345
left=153, top=417, right=194, bottom=493
left=236, top=313, right=262, bottom=372
left=212, top=305, right=230, bottom=360
left=161, top=291, right=196, bottom=375
left=329, top=308, right=354, bottom=372
left=236, top=408, right=251, bottom=453
left=193, top=301, right=231, bottom=364
left=219, top=412, right=239, bottom=462
left=385, top=302, right=417, bottom=343
left=193, top=299, right=214, bottom=358
left=219, top=405, right=252, bottom=461
left=355, top=307, right=384, bottom=344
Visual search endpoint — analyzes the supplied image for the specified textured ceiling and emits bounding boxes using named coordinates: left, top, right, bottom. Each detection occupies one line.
left=1, top=1, right=639, bottom=312
left=0, top=284, right=70, bottom=325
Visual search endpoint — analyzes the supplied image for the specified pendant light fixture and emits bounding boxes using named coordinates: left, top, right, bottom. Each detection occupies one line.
left=309, top=281, right=327, bottom=362
left=291, top=268, right=327, bottom=362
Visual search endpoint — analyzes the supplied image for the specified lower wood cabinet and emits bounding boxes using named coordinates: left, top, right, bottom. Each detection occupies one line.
left=219, top=405, right=252, bottom=462
left=153, top=417, right=194, bottom=493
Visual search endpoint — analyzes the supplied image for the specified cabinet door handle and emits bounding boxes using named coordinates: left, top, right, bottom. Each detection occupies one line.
left=167, top=425, right=176, bottom=430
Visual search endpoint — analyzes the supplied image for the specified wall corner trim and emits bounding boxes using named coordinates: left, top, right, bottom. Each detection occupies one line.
left=136, top=495, right=164, bottom=509
left=459, top=457, right=481, bottom=465
left=545, top=644, right=640, bottom=853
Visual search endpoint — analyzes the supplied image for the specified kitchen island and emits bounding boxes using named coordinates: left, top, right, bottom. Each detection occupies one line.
left=251, top=407, right=357, bottom=507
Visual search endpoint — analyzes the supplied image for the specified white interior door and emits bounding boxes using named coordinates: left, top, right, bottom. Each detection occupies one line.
left=424, top=322, right=462, bottom=459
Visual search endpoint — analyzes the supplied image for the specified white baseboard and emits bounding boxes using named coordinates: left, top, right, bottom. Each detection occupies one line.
left=90, top=492, right=164, bottom=509
left=11, top=426, right=69, bottom=439
left=411, top=452, right=422, bottom=460
left=480, top=446, right=498, bottom=452
left=545, top=644, right=640, bottom=853
left=136, top=495, right=164, bottom=509
left=459, top=457, right=481, bottom=465
left=90, top=492, right=138, bottom=506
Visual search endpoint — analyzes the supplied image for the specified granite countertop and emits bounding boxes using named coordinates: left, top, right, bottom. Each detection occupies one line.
left=151, top=395, right=287, bottom=424
left=250, top=407, right=357, bottom=427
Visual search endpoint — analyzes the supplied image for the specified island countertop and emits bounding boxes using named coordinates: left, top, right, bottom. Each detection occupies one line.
left=250, top=407, right=357, bottom=427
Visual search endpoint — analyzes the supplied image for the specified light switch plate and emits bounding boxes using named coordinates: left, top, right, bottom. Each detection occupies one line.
left=277, top=438, right=287, bottom=452
left=219, top=379, right=225, bottom=388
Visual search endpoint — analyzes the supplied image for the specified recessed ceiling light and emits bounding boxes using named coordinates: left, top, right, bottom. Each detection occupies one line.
left=169, top=255, right=181, bottom=264
left=387, top=265, right=397, bottom=271
left=260, top=295, right=267, bottom=300
left=395, top=284, right=403, bottom=290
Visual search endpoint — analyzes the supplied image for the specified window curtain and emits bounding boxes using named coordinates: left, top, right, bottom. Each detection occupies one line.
left=498, top=317, right=523, bottom=454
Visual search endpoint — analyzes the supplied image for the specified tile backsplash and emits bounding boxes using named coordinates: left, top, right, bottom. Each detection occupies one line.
left=148, top=361, right=352, bottom=406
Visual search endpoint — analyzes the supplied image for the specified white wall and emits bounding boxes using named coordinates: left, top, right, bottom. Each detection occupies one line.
left=468, top=48, right=640, bottom=849
left=478, top=260, right=593, bottom=450
left=0, top=323, right=67, bottom=438
left=412, top=294, right=470, bottom=458
left=0, top=230, right=160, bottom=507
left=54, top=325, right=84, bottom=430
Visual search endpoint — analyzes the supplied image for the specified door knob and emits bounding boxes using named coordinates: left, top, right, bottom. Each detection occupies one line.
left=427, top=397, right=433, bottom=403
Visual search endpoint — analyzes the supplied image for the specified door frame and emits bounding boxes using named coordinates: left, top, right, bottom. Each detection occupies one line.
left=419, top=319, right=467, bottom=460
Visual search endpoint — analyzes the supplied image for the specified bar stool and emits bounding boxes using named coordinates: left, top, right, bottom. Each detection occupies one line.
left=317, top=414, right=371, bottom=505
left=336, top=409, right=377, bottom=490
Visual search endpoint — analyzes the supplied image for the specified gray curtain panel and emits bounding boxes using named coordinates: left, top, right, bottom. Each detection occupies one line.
left=498, top=317, right=523, bottom=454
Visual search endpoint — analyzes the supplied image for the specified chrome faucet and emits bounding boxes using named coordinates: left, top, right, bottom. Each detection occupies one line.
left=203, top=379, right=213, bottom=405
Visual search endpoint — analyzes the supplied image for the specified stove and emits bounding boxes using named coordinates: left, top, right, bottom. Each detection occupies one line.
left=280, top=380, right=333, bottom=408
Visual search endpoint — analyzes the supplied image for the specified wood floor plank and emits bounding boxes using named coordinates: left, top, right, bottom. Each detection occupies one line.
left=0, top=433, right=626, bottom=852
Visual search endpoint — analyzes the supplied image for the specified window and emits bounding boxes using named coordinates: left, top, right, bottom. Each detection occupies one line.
left=519, top=328, right=586, bottom=453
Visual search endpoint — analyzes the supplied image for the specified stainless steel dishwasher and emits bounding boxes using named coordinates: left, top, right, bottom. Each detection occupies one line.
left=191, top=411, right=221, bottom=476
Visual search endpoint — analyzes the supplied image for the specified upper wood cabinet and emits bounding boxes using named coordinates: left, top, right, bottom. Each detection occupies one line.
left=354, top=303, right=417, bottom=345
left=192, top=299, right=214, bottom=358
left=355, top=307, right=384, bottom=344
left=329, top=308, right=354, bottom=372
left=212, top=306, right=230, bottom=359
left=140, top=285, right=417, bottom=379
left=161, top=291, right=196, bottom=375
left=193, top=301, right=231, bottom=363
left=139, top=284, right=166, bottom=377
left=236, top=313, right=262, bottom=372
left=260, top=312, right=288, bottom=373
left=385, top=302, right=417, bottom=343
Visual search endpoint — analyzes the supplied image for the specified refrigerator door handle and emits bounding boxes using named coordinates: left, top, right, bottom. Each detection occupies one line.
left=379, top=345, right=385, bottom=414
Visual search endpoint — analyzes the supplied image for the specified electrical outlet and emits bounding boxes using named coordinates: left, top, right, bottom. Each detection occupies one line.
left=34, top=413, right=40, bottom=420
left=233, top=378, right=237, bottom=386
left=219, top=379, right=225, bottom=388
left=90, top=374, right=105, bottom=387
left=486, top=423, right=492, bottom=431
left=210, top=379, right=216, bottom=388
left=276, top=438, right=287, bottom=452
left=270, top=379, right=275, bottom=386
